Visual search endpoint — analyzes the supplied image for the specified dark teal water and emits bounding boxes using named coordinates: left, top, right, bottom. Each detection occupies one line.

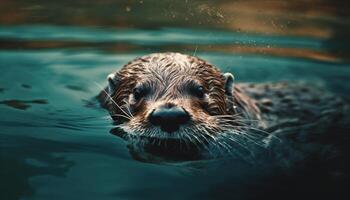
left=1, top=24, right=349, bottom=199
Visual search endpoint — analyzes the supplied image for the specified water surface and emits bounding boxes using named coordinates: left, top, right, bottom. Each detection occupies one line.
left=1, top=1, right=349, bottom=200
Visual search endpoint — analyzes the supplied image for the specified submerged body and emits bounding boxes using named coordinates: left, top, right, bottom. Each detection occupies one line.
left=98, top=52, right=347, bottom=161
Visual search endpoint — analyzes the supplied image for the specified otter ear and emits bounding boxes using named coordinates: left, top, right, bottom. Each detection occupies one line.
left=97, top=73, right=119, bottom=108
left=107, top=73, right=119, bottom=95
left=223, top=72, right=234, bottom=112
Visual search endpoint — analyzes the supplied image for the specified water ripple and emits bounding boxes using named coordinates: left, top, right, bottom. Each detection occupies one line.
left=0, top=25, right=323, bottom=49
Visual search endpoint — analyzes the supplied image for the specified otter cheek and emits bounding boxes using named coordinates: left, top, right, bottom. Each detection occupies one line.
left=186, top=102, right=216, bottom=126
left=126, top=116, right=144, bottom=134
left=185, top=100, right=206, bottom=119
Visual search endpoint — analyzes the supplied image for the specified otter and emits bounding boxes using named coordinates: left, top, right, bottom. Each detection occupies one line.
left=97, top=52, right=347, bottom=162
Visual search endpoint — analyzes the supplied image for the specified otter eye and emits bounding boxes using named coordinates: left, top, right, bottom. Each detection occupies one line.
left=193, top=86, right=205, bottom=98
left=133, top=87, right=143, bottom=100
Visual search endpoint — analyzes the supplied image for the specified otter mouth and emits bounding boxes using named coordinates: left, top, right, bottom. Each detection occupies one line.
left=110, top=127, right=205, bottom=161
left=109, top=126, right=267, bottom=163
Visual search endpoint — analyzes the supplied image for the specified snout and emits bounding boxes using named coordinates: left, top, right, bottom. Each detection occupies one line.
left=149, top=103, right=190, bottom=133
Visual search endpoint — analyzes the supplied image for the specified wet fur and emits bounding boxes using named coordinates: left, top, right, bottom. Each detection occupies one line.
left=97, top=52, right=348, bottom=161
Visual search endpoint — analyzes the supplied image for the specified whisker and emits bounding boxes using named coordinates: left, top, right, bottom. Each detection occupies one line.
left=110, top=114, right=132, bottom=120
left=122, top=99, right=134, bottom=118
left=193, top=45, right=198, bottom=56
left=94, top=82, right=133, bottom=119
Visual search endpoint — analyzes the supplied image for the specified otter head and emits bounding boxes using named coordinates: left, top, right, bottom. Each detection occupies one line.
left=101, top=53, right=239, bottom=160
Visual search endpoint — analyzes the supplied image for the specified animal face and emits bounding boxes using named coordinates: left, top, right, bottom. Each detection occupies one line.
left=104, top=53, right=234, bottom=138
left=100, top=53, right=251, bottom=160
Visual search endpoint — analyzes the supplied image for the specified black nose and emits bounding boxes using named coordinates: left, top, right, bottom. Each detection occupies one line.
left=149, top=105, right=190, bottom=133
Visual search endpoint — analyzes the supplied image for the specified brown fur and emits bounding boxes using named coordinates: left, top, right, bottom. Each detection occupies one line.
left=99, top=52, right=260, bottom=124
left=98, top=52, right=347, bottom=160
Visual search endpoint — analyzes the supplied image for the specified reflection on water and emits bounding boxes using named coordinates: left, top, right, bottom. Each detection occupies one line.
left=0, top=25, right=347, bottom=63
left=0, top=99, right=47, bottom=110
left=0, top=0, right=349, bottom=200
left=1, top=0, right=349, bottom=36
left=0, top=0, right=349, bottom=59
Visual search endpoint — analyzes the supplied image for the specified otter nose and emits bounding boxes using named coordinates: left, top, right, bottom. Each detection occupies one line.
left=149, top=105, right=190, bottom=133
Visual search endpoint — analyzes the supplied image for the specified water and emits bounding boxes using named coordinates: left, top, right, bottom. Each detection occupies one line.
left=1, top=1, right=349, bottom=200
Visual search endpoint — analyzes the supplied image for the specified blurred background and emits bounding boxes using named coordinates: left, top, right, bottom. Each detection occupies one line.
left=1, top=1, right=349, bottom=200
left=0, top=0, right=349, bottom=62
